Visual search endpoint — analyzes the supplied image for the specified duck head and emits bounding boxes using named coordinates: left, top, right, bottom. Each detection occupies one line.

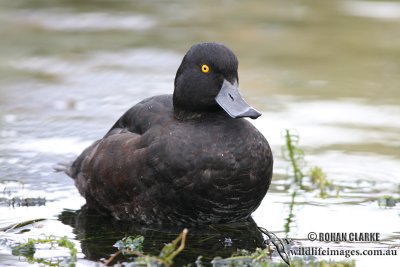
left=173, top=43, right=261, bottom=119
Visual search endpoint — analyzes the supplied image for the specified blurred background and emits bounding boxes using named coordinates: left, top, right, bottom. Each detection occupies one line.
left=0, top=0, right=399, bottom=266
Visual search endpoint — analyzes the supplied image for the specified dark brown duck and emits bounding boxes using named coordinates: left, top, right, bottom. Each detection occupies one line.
left=65, top=43, right=273, bottom=224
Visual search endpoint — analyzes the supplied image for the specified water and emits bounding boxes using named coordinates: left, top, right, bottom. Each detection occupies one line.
left=0, top=0, right=399, bottom=266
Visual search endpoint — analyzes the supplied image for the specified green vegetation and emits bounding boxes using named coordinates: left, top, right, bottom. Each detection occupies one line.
left=8, top=196, right=46, bottom=207
left=309, top=166, right=332, bottom=198
left=9, top=229, right=356, bottom=267
left=12, top=235, right=77, bottom=267
left=283, top=129, right=337, bottom=198
left=283, top=129, right=400, bottom=207
left=201, top=248, right=355, bottom=267
left=210, top=248, right=273, bottom=266
left=378, top=195, right=400, bottom=208
left=104, top=228, right=188, bottom=266
left=115, top=235, right=145, bottom=254
left=377, top=185, right=400, bottom=207
left=282, top=129, right=339, bottom=234
left=0, top=218, right=46, bottom=232
left=283, top=129, right=305, bottom=185
left=284, top=191, right=297, bottom=234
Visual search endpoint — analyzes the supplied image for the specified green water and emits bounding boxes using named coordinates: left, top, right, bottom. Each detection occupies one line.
left=0, top=0, right=399, bottom=266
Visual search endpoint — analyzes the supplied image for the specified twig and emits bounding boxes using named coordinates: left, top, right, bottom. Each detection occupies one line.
left=165, top=228, right=188, bottom=263
left=103, top=250, right=121, bottom=266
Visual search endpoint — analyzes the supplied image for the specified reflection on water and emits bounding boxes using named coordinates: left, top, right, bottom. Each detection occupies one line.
left=0, top=0, right=399, bottom=266
left=59, top=208, right=265, bottom=265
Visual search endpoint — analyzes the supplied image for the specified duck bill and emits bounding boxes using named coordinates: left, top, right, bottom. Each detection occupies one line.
left=215, top=79, right=262, bottom=119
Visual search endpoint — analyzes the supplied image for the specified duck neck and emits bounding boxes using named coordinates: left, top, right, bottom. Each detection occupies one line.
left=173, top=107, right=227, bottom=121
left=173, top=90, right=224, bottom=120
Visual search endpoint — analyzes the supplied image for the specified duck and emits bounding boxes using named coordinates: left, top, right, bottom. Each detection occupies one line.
left=64, top=42, right=273, bottom=225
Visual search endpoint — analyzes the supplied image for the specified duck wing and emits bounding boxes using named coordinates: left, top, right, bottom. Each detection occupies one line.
left=107, top=94, right=174, bottom=136
left=64, top=95, right=173, bottom=210
left=67, top=94, right=173, bottom=177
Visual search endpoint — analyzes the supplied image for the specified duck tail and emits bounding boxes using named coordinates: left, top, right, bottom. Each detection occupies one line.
left=54, top=161, right=75, bottom=178
left=55, top=140, right=102, bottom=179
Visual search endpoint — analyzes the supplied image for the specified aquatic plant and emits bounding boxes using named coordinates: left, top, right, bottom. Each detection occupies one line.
left=282, top=130, right=337, bottom=234
left=378, top=195, right=400, bottom=208
left=283, top=129, right=336, bottom=198
left=12, top=235, right=77, bottom=267
left=8, top=196, right=46, bottom=207
left=210, top=247, right=271, bottom=266
left=114, top=235, right=145, bottom=254
left=309, top=166, right=332, bottom=198
left=284, top=191, right=297, bottom=234
left=283, top=129, right=305, bottom=185
left=9, top=228, right=357, bottom=267
left=104, top=228, right=188, bottom=266
left=106, top=229, right=354, bottom=267
left=209, top=248, right=355, bottom=267
left=0, top=218, right=46, bottom=232
left=376, top=184, right=400, bottom=207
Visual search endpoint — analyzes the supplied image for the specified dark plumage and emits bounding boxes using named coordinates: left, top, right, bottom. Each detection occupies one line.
left=65, top=43, right=273, bottom=224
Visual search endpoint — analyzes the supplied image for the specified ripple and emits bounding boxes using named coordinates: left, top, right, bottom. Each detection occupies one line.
left=5, top=9, right=157, bottom=31
left=253, top=99, right=400, bottom=148
left=343, top=0, right=400, bottom=20
left=1, top=137, right=92, bottom=155
left=9, top=49, right=180, bottom=96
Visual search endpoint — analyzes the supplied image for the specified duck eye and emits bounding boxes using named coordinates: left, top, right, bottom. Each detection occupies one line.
left=201, top=64, right=210, bottom=73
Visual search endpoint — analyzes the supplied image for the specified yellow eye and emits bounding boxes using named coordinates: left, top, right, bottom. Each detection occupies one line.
left=201, top=64, right=210, bottom=73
